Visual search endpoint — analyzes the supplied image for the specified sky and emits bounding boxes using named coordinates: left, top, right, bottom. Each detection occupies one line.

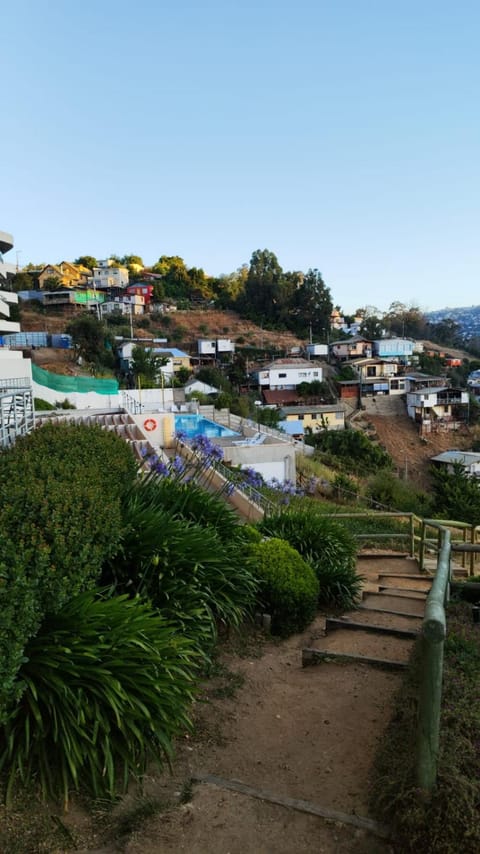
left=2, top=0, right=479, bottom=313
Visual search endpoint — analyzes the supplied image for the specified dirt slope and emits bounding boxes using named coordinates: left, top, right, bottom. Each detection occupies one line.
left=356, top=406, right=472, bottom=488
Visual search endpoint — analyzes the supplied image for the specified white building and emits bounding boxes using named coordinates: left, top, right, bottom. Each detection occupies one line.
left=91, top=259, right=129, bottom=290
left=0, top=283, right=35, bottom=447
left=0, top=231, right=16, bottom=285
left=255, top=358, right=323, bottom=390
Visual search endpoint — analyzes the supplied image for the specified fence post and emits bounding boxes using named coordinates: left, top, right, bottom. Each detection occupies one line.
left=419, top=519, right=426, bottom=572
left=409, top=514, right=415, bottom=558
left=416, top=529, right=450, bottom=793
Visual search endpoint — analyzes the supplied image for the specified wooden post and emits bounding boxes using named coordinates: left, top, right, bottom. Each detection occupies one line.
left=416, top=634, right=444, bottom=792
left=419, top=519, right=426, bottom=572
left=416, top=529, right=450, bottom=793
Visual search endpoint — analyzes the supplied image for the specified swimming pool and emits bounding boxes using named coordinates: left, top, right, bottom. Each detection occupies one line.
left=175, top=414, right=240, bottom=439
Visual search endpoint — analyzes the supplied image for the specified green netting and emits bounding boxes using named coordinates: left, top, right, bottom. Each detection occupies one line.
left=32, top=363, right=119, bottom=395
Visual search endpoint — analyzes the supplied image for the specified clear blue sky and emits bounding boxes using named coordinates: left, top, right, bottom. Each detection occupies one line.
left=3, top=0, right=479, bottom=313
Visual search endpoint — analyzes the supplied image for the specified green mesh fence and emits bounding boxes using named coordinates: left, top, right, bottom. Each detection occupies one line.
left=32, top=363, right=119, bottom=395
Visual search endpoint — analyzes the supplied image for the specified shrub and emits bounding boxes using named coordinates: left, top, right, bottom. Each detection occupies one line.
left=248, top=538, right=319, bottom=636
left=258, top=510, right=361, bottom=609
left=366, top=470, right=433, bottom=515
left=307, top=427, right=392, bottom=473
left=0, top=591, right=197, bottom=807
left=0, top=423, right=137, bottom=720
left=105, top=481, right=258, bottom=654
left=33, top=397, right=55, bottom=411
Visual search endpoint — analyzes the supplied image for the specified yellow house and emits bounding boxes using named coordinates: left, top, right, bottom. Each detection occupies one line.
left=38, top=261, right=92, bottom=290
left=280, top=403, right=345, bottom=433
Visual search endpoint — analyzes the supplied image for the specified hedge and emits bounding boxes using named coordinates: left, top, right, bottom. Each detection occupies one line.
left=0, top=422, right=137, bottom=720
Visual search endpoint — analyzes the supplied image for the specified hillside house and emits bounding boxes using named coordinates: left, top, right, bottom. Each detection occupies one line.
left=329, top=337, right=372, bottom=362
left=279, top=403, right=345, bottom=436
left=254, top=358, right=323, bottom=390
left=38, top=262, right=91, bottom=290
left=100, top=294, right=145, bottom=317
left=407, top=386, right=469, bottom=433
left=351, top=358, right=406, bottom=396
left=373, top=337, right=414, bottom=362
left=431, top=450, right=480, bottom=477
left=126, top=284, right=154, bottom=304
left=404, top=373, right=449, bottom=394
left=91, top=259, right=129, bottom=290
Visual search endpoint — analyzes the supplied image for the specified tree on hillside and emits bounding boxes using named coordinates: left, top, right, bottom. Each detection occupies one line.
left=41, top=276, right=63, bottom=291
left=383, top=301, right=428, bottom=339
left=239, top=249, right=288, bottom=322
left=431, top=462, right=480, bottom=526
left=7, top=272, right=34, bottom=292
left=427, top=318, right=462, bottom=348
left=291, top=268, right=333, bottom=338
left=131, top=346, right=168, bottom=387
left=67, top=314, right=108, bottom=364
left=151, top=256, right=192, bottom=300
left=212, top=265, right=248, bottom=308
left=74, top=256, right=97, bottom=270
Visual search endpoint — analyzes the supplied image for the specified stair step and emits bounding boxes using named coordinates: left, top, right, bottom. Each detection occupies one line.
left=340, top=608, right=422, bottom=631
left=309, top=627, right=413, bottom=662
left=302, top=648, right=408, bottom=670
left=377, top=573, right=432, bottom=581
left=377, top=586, right=427, bottom=599
left=326, top=617, right=418, bottom=639
left=361, top=593, right=425, bottom=617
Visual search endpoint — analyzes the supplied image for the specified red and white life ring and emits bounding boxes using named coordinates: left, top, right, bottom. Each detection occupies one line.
left=143, top=418, right=158, bottom=432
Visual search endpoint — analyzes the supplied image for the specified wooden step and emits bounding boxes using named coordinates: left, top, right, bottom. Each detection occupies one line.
left=312, top=627, right=413, bottom=662
left=339, top=608, right=422, bottom=631
left=302, top=648, right=408, bottom=670
left=326, top=617, right=418, bottom=639
left=378, top=576, right=432, bottom=593
left=377, top=586, right=427, bottom=600
left=361, top=593, right=425, bottom=617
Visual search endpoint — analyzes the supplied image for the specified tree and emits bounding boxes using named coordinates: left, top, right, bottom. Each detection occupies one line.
left=131, top=346, right=168, bottom=387
left=431, top=462, right=480, bottom=526
left=151, top=256, right=192, bottom=300
left=7, top=272, right=34, bottom=292
left=67, top=314, right=108, bottom=364
left=291, top=268, right=333, bottom=338
left=74, top=256, right=97, bottom=270
left=240, top=249, right=286, bottom=321
left=359, top=313, right=385, bottom=339
left=41, top=276, right=63, bottom=291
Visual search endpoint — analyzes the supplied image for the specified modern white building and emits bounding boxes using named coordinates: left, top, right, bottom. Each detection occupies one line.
left=0, top=231, right=16, bottom=285
left=91, top=259, right=129, bottom=290
left=255, top=358, right=323, bottom=390
left=0, top=277, right=35, bottom=446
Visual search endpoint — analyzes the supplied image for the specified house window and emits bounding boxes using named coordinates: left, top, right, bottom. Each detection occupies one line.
left=367, top=367, right=376, bottom=377
left=278, top=373, right=287, bottom=378
left=299, top=371, right=307, bottom=377
left=313, top=371, right=319, bottom=376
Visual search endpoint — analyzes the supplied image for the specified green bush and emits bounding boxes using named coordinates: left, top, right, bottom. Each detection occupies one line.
left=33, top=397, right=55, bottom=411
left=105, top=479, right=258, bottom=654
left=258, top=510, right=361, bottom=609
left=0, top=591, right=197, bottom=807
left=367, top=470, right=433, bottom=515
left=0, top=423, right=137, bottom=720
left=248, top=538, right=319, bottom=636
left=307, top=427, right=392, bottom=473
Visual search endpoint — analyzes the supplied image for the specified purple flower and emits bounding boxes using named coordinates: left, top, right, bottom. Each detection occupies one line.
left=153, top=460, right=169, bottom=477
left=172, top=455, right=185, bottom=474
left=225, top=482, right=235, bottom=496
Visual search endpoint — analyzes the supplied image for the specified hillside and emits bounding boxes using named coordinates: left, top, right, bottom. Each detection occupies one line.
left=356, top=398, right=473, bottom=489
left=20, top=306, right=305, bottom=354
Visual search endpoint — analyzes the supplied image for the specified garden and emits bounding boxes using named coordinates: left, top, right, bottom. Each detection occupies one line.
left=0, top=421, right=362, bottom=842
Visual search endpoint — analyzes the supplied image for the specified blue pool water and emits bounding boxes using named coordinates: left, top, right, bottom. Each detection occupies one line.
left=175, top=414, right=240, bottom=439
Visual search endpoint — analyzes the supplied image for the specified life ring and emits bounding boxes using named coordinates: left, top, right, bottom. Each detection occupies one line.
left=143, top=418, right=157, bottom=432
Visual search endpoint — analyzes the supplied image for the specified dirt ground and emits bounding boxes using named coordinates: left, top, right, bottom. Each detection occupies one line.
left=0, top=562, right=406, bottom=853
left=51, top=563, right=399, bottom=854
left=357, top=409, right=473, bottom=489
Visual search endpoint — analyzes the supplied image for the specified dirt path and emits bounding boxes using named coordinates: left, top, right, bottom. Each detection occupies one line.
left=68, top=562, right=414, bottom=854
